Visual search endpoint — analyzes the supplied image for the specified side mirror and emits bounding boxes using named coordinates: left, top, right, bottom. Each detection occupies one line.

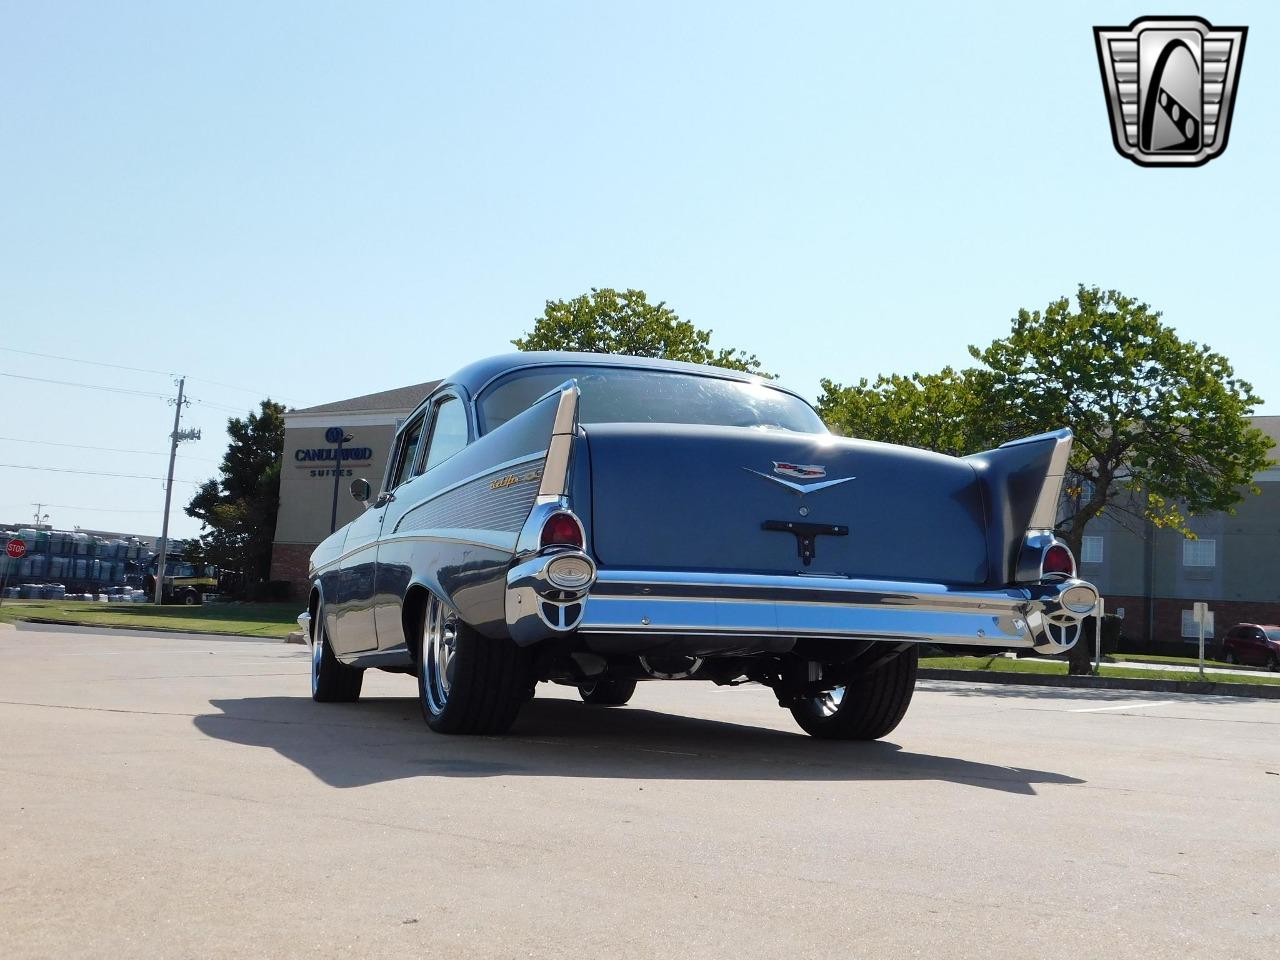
left=350, top=478, right=372, bottom=503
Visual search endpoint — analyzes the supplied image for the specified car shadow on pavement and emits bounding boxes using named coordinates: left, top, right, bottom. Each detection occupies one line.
left=193, top=695, right=1084, bottom=796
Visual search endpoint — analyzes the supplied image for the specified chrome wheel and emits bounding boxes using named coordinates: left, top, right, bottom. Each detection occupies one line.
left=815, top=686, right=846, bottom=717
left=421, top=597, right=459, bottom=716
left=311, top=624, right=323, bottom=696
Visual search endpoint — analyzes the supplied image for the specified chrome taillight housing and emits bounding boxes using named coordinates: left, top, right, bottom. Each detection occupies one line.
left=1015, top=531, right=1078, bottom=583
left=539, top=511, right=584, bottom=550
left=1041, top=542, right=1076, bottom=579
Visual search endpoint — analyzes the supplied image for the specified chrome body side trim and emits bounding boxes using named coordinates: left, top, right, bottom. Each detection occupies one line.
left=562, top=570, right=1097, bottom=656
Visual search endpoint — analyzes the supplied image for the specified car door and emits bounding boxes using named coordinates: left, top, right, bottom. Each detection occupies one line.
left=329, top=411, right=427, bottom=657
left=373, top=393, right=472, bottom=651
left=1246, top=627, right=1269, bottom=665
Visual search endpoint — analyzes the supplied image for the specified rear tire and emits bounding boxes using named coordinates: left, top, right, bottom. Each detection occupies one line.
left=311, top=604, right=363, bottom=702
left=418, top=594, right=531, bottom=735
left=578, top=677, right=637, bottom=706
left=789, top=647, right=918, bottom=740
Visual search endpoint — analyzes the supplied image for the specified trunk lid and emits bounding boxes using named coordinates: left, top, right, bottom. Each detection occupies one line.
left=584, top=424, right=989, bottom=585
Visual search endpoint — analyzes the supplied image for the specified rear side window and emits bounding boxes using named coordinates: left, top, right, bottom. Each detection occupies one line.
left=389, top=415, right=425, bottom=489
left=421, top=397, right=469, bottom=472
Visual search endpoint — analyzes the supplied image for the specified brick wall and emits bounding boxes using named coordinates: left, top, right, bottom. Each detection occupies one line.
left=269, top=542, right=316, bottom=601
left=1101, top=594, right=1153, bottom=645
left=1102, top=592, right=1280, bottom=651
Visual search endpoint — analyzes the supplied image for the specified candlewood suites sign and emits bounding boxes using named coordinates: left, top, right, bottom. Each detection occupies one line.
left=293, top=441, right=376, bottom=479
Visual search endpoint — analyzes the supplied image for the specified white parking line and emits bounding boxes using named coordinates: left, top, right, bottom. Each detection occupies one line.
left=1071, top=700, right=1176, bottom=713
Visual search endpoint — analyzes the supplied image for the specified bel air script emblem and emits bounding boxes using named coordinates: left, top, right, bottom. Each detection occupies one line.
left=1094, top=16, right=1247, bottom=167
left=745, top=462, right=855, bottom=496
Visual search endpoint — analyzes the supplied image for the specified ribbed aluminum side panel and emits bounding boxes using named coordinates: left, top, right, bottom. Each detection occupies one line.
left=395, top=460, right=545, bottom=535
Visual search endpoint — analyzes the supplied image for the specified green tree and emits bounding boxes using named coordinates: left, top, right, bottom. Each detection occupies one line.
left=817, top=367, right=1000, bottom=457
left=186, top=400, right=286, bottom=587
left=513, top=287, right=769, bottom=375
left=970, top=285, right=1273, bottom=561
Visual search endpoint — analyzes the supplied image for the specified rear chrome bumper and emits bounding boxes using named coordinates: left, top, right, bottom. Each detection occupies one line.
left=572, top=570, right=1098, bottom=655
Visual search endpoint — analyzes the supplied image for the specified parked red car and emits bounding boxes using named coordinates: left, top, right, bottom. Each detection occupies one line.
left=1219, top=623, right=1280, bottom=670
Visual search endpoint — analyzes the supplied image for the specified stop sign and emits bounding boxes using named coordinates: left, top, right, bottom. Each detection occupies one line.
left=5, top=539, right=26, bottom=560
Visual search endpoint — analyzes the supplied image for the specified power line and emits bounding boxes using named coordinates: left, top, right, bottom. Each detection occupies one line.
left=0, top=371, right=171, bottom=399
left=0, top=463, right=203, bottom=484
left=9, top=503, right=162, bottom=514
left=0, top=435, right=220, bottom=463
left=0, top=345, right=172, bottom=376
left=0, top=344, right=306, bottom=404
left=190, top=396, right=254, bottom=414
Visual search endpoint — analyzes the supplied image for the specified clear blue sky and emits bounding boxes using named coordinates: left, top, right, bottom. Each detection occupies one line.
left=2, top=1, right=1276, bottom=539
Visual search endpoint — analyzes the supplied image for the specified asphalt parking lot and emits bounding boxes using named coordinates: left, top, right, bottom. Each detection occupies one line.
left=1, top=622, right=1277, bottom=960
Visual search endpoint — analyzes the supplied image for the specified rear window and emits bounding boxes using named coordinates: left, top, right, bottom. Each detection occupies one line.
left=477, top=365, right=827, bottom=435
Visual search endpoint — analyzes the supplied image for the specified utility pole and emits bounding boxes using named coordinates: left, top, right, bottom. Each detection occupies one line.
left=153, top=377, right=200, bottom=604
left=31, top=504, right=49, bottom=528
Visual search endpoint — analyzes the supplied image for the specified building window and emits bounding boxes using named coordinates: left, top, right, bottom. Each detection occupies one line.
left=1182, top=538, right=1216, bottom=568
left=1180, top=609, right=1214, bottom=639
left=1080, top=536, right=1104, bottom=564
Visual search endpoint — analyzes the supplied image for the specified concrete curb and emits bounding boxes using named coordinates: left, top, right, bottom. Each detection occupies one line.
left=918, top=668, right=1280, bottom=700
left=4, top=616, right=293, bottom=642
left=284, top=630, right=306, bottom=645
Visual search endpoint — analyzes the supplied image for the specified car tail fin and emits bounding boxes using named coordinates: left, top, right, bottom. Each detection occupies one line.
left=965, top=429, right=1074, bottom=585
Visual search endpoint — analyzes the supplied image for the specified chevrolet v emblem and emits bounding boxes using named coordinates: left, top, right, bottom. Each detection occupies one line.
left=743, top=467, right=856, bottom=495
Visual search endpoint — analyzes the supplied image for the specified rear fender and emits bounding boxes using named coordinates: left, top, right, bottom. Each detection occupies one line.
left=965, top=429, right=1073, bottom=587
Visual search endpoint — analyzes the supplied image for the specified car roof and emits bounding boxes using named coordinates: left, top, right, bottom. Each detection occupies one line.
left=440, top=351, right=806, bottom=402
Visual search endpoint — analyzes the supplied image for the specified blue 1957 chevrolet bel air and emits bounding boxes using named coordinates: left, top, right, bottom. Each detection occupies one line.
left=300, top=352, right=1097, bottom=740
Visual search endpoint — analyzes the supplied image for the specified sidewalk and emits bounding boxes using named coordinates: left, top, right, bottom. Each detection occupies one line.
left=1099, top=659, right=1268, bottom=679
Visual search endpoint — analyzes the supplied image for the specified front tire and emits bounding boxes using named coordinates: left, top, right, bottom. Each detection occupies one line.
left=578, top=677, right=637, bottom=706
left=311, top=604, right=363, bottom=702
left=789, top=647, right=918, bottom=740
left=418, top=594, right=530, bottom=735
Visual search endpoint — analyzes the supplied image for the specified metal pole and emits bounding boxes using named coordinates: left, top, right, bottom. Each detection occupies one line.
left=1198, top=614, right=1206, bottom=681
left=153, top=377, right=186, bottom=604
left=1093, top=597, right=1105, bottom=675
left=329, top=433, right=346, bottom=534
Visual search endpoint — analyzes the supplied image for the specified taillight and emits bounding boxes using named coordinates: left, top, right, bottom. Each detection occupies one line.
left=540, top=512, right=583, bottom=549
left=1042, top=543, right=1075, bottom=578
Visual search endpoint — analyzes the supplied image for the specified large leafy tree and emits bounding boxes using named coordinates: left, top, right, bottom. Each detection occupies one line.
left=513, top=287, right=769, bottom=375
left=970, top=286, right=1273, bottom=559
left=817, top=367, right=1000, bottom=458
left=820, top=286, right=1273, bottom=559
left=186, top=400, right=286, bottom=585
